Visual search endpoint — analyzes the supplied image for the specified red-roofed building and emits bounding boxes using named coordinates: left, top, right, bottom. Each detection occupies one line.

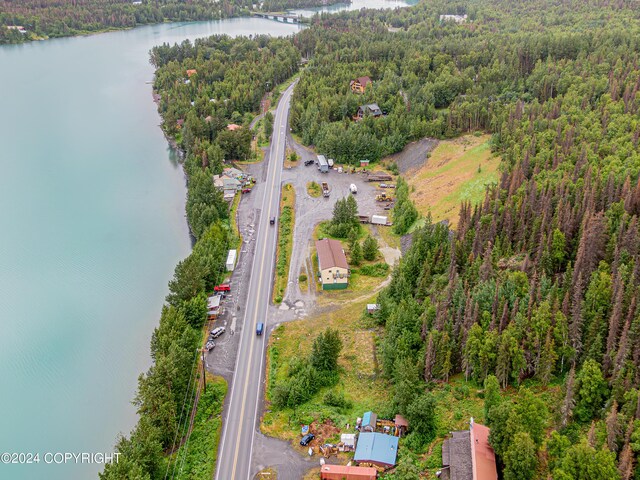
left=350, top=76, right=372, bottom=94
left=470, top=420, right=497, bottom=480
left=186, top=69, right=197, bottom=77
left=320, top=464, right=377, bottom=480
left=441, top=418, right=497, bottom=480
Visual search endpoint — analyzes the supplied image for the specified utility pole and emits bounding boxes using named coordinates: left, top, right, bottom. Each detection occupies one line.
left=201, top=348, right=206, bottom=393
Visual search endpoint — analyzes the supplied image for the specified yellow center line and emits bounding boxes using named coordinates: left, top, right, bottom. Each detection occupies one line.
left=229, top=92, right=285, bottom=479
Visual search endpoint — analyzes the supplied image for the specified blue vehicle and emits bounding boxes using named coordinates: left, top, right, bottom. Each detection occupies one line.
left=256, top=322, right=264, bottom=335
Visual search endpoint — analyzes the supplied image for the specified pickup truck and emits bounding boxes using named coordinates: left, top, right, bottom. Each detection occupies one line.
left=322, top=182, right=330, bottom=197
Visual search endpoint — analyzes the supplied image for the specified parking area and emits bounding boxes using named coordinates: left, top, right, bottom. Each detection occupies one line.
left=280, top=132, right=395, bottom=307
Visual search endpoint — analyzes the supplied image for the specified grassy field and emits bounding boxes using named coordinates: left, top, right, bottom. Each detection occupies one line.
left=171, top=375, right=227, bottom=480
left=262, top=296, right=389, bottom=451
left=273, top=184, right=295, bottom=303
left=407, top=134, right=500, bottom=228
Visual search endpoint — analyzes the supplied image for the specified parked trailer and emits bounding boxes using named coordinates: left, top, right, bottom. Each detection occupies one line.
left=317, top=155, right=329, bottom=173
left=371, top=215, right=388, bottom=225
left=322, top=182, right=330, bottom=197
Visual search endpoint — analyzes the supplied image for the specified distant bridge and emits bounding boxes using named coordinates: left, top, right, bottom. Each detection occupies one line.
left=251, top=12, right=308, bottom=24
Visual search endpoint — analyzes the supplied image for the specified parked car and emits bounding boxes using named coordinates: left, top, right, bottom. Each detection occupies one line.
left=210, top=326, right=225, bottom=338
left=304, top=159, right=314, bottom=166
left=241, top=188, right=251, bottom=194
left=205, top=341, right=216, bottom=351
left=270, top=217, right=275, bottom=225
left=300, top=433, right=315, bottom=446
left=256, top=322, right=264, bottom=335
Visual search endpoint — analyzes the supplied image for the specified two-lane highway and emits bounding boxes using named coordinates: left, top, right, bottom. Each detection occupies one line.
left=215, top=81, right=296, bottom=480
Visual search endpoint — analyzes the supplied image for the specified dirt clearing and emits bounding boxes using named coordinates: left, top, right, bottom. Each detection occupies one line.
left=407, top=134, right=500, bottom=228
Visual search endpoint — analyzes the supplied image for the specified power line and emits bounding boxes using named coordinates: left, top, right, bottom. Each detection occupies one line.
left=163, top=347, right=200, bottom=480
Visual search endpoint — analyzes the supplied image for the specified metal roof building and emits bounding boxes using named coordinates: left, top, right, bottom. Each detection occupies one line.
left=354, top=432, right=398, bottom=468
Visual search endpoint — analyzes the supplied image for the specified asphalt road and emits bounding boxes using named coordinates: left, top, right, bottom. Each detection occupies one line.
left=215, top=82, right=295, bottom=480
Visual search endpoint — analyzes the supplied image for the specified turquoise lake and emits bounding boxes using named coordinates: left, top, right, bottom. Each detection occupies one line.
left=0, top=18, right=298, bottom=480
left=0, top=2, right=414, bottom=478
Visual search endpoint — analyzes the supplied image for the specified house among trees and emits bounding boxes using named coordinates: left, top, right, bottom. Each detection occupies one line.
left=356, top=103, right=382, bottom=120
left=440, top=418, right=497, bottom=480
left=186, top=69, right=197, bottom=77
left=316, top=238, right=349, bottom=290
left=350, top=76, right=372, bottom=94
left=354, top=432, right=399, bottom=469
left=226, top=123, right=242, bottom=131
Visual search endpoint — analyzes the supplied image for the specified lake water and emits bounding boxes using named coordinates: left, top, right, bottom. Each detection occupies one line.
left=290, top=0, right=419, bottom=18
left=0, top=18, right=299, bottom=480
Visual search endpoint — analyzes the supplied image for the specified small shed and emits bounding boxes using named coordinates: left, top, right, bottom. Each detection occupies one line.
left=366, top=304, right=380, bottom=315
left=362, top=411, right=377, bottom=432
left=226, top=249, right=237, bottom=271
left=317, top=155, right=329, bottom=173
left=360, top=159, right=370, bottom=167
left=186, top=69, right=197, bottom=77
left=394, top=415, right=408, bottom=437
left=320, top=464, right=377, bottom=480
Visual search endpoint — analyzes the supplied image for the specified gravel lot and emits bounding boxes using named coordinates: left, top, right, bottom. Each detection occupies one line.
left=281, top=132, right=396, bottom=308
left=387, top=137, right=439, bottom=174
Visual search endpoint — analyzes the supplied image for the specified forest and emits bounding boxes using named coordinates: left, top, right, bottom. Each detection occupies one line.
left=98, top=0, right=640, bottom=477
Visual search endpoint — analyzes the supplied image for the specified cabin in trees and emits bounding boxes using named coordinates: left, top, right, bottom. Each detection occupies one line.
left=440, top=418, right=497, bottom=480
left=350, top=76, right=372, bottom=94
left=186, top=69, right=198, bottom=77
left=226, top=123, right=242, bottom=131
left=356, top=104, right=382, bottom=120
left=354, top=432, right=398, bottom=468
left=316, top=238, right=349, bottom=290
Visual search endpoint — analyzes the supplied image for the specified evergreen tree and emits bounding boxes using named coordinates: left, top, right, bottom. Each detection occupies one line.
left=503, top=432, right=537, bottom=480
left=362, top=235, right=379, bottom=261
left=575, top=359, right=609, bottom=422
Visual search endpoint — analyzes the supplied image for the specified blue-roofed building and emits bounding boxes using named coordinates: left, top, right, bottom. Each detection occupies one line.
left=354, top=432, right=398, bottom=468
left=361, top=411, right=377, bottom=432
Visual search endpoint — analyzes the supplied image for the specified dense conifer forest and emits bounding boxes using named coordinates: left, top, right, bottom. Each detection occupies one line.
left=99, top=0, right=640, bottom=477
